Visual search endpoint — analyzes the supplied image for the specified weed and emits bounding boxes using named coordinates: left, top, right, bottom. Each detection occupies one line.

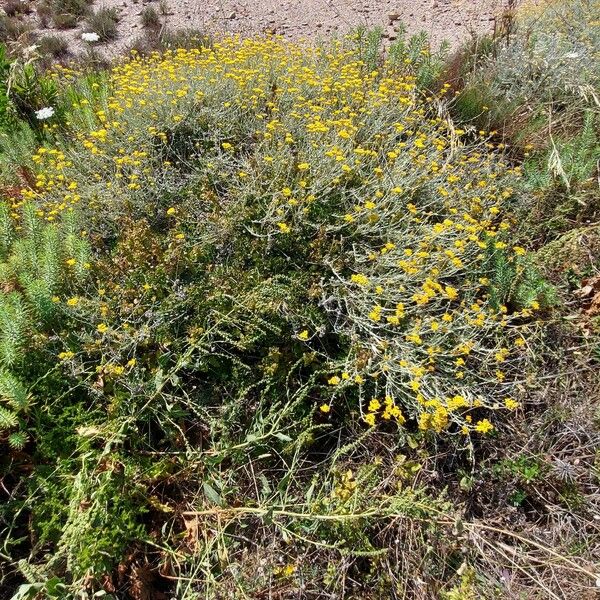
left=0, top=8, right=597, bottom=598
left=159, top=0, right=170, bottom=16
left=140, top=6, right=160, bottom=30
left=41, top=0, right=92, bottom=29
left=0, top=15, right=33, bottom=44
left=38, top=35, right=70, bottom=60
left=4, top=0, right=33, bottom=18
left=85, top=7, right=120, bottom=42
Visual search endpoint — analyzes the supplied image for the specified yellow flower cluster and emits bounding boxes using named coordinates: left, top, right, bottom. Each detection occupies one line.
left=9, top=36, right=538, bottom=440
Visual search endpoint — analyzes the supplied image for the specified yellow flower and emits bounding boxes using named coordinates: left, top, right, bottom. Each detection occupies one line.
left=368, top=305, right=382, bottom=321
left=328, top=375, right=340, bottom=385
left=58, top=351, right=74, bottom=361
left=66, top=258, right=76, bottom=266
left=350, top=273, right=369, bottom=286
left=67, top=297, right=79, bottom=307
left=127, top=358, right=137, bottom=367
left=166, top=207, right=177, bottom=216
left=297, top=162, right=310, bottom=171
left=298, top=329, right=309, bottom=341
left=97, top=323, right=108, bottom=334
left=364, top=413, right=376, bottom=427
left=475, top=419, right=494, bottom=434
left=444, top=286, right=458, bottom=300
left=319, top=404, right=331, bottom=413
left=503, top=397, right=520, bottom=410
left=277, top=222, right=291, bottom=234
left=368, top=398, right=381, bottom=411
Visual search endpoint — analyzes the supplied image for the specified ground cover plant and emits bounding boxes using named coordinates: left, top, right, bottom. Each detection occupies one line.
left=0, top=3, right=598, bottom=599
left=450, top=0, right=600, bottom=255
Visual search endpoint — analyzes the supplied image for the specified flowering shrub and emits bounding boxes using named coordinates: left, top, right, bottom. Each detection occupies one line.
left=13, top=37, right=546, bottom=436
left=0, top=35, right=555, bottom=594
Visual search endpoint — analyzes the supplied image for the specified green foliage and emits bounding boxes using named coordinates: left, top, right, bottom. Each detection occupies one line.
left=388, top=28, right=450, bottom=89
left=352, top=26, right=383, bottom=72
left=85, top=7, right=120, bottom=42
left=0, top=14, right=34, bottom=45
left=7, top=61, right=62, bottom=130
left=0, top=44, right=12, bottom=131
left=38, top=35, right=71, bottom=60
left=0, top=24, right=593, bottom=599
left=495, top=455, right=546, bottom=484
left=0, top=292, right=28, bottom=367
left=0, top=368, right=30, bottom=448
left=140, top=6, right=161, bottom=30
left=486, top=247, right=556, bottom=311
left=41, top=0, right=92, bottom=29
left=0, top=202, right=91, bottom=455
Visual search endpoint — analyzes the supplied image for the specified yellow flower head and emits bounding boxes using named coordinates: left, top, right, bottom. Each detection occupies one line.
left=475, top=419, right=494, bottom=434
left=364, top=413, right=376, bottom=427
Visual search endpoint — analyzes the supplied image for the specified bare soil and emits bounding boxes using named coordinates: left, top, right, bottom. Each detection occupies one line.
left=16, top=0, right=516, bottom=57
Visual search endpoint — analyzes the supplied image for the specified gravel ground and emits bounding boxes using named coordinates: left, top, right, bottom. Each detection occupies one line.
left=23, top=0, right=517, bottom=56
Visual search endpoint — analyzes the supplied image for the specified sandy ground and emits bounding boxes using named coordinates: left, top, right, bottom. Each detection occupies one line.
left=29, top=0, right=515, bottom=56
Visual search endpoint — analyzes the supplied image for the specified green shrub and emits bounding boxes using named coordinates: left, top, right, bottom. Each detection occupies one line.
left=0, top=14, right=34, bottom=44
left=41, top=0, right=92, bottom=29
left=4, top=0, right=33, bottom=17
left=0, top=43, right=12, bottom=130
left=85, top=7, right=120, bottom=42
left=140, top=5, right=160, bottom=30
left=7, top=61, right=62, bottom=129
left=0, top=202, right=91, bottom=451
left=38, top=35, right=70, bottom=60
left=0, top=30, right=591, bottom=599
left=158, top=27, right=211, bottom=50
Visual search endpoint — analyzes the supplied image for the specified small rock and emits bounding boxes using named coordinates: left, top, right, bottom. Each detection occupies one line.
left=388, top=12, right=400, bottom=22
left=227, top=11, right=236, bottom=19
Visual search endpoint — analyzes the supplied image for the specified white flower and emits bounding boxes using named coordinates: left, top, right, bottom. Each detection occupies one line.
left=35, top=107, right=55, bottom=120
left=564, top=52, right=580, bottom=59
left=81, top=32, right=100, bottom=42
